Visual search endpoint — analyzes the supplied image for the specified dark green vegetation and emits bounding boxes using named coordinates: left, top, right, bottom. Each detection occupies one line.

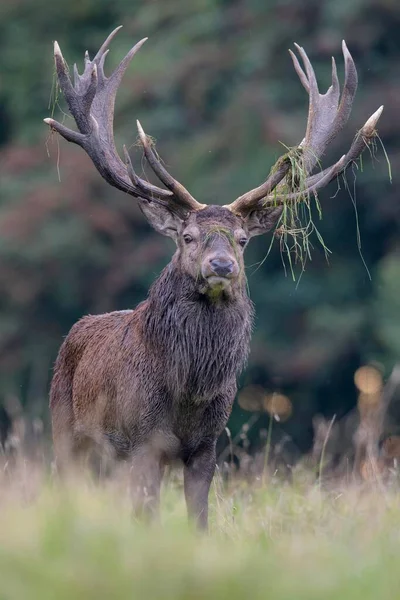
left=0, top=0, right=399, bottom=455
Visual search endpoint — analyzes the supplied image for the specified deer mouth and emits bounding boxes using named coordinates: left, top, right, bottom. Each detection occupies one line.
left=202, top=275, right=233, bottom=296
left=206, top=274, right=232, bottom=286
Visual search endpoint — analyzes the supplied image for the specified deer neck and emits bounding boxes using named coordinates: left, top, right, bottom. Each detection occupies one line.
left=142, top=261, right=254, bottom=400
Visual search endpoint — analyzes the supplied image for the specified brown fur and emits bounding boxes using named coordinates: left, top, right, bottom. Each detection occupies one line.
left=50, top=206, right=254, bottom=528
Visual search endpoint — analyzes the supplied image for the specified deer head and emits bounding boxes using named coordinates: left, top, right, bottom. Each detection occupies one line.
left=45, top=27, right=383, bottom=299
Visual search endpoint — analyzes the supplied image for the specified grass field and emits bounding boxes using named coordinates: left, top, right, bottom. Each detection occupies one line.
left=0, top=461, right=399, bottom=600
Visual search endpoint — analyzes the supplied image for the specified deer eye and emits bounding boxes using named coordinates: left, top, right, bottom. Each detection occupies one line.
left=239, top=237, right=248, bottom=248
left=183, top=234, right=193, bottom=244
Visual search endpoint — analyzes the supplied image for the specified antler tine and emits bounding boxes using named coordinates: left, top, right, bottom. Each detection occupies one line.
left=335, top=41, right=358, bottom=133
left=136, top=121, right=205, bottom=211
left=123, top=146, right=171, bottom=209
left=225, top=41, right=380, bottom=219
left=93, top=25, right=123, bottom=63
left=45, top=28, right=201, bottom=213
left=299, top=105, right=384, bottom=192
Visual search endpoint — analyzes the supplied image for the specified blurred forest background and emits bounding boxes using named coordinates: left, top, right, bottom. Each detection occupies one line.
left=0, top=0, right=399, bottom=462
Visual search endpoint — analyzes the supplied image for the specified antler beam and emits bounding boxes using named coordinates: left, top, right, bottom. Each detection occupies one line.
left=225, top=42, right=383, bottom=217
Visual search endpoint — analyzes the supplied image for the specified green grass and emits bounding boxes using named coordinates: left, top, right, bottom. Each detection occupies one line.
left=1, top=463, right=400, bottom=599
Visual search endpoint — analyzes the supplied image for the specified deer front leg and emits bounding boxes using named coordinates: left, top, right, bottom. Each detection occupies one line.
left=184, top=441, right=216, bottom=530
left=130, top=447, right=164, bottom=521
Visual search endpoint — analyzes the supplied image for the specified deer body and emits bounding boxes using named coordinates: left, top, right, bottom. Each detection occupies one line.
left=46, top=27, right=382, bottom=528
left=51, top=207, right=253, bottom=526
left=52, top=250, right=252, bottom=458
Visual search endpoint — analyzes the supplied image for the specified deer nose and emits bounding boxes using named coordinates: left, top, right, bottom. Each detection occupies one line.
left=209, top=258, right=234, bottom=278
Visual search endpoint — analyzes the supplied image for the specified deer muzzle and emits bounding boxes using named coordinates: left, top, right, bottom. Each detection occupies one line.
left=201, top=255, right=239, bottom=287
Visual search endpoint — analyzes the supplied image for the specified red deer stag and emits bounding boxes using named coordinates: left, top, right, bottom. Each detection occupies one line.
left=45, top=27, right=382, bottom=528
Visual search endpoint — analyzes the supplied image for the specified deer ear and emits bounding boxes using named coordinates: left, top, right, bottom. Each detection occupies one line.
left=244, top=207, right=282, bottom=238
left=139, top=200, right=183, bottom=240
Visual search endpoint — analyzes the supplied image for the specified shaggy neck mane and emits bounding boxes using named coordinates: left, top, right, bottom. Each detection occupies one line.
left=142, top=259, right=254, bottom=400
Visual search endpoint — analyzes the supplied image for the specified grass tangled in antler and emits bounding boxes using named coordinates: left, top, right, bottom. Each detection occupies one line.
left=263, top=137, right=391, bottom=281
left=271, top=146, right=331, bottom=280
left=256, top=146, right=330, bottom=281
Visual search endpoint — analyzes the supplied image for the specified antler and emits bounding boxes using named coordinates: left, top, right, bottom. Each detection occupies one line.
left=225, top=41, right=383, bottom=217
left=44, top=26, right=204, bottom=215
